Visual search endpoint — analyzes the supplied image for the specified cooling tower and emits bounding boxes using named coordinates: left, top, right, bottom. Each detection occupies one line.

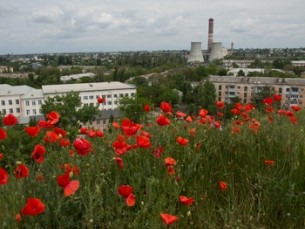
left=208, top=18, right=214, bottom=51
left=209, top=42, right=223, bottom=61
left=187, top=42, right=204, bottom=63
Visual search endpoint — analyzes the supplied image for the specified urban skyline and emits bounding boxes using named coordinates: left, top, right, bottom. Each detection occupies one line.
left=1, top=0, right=305, bottom=55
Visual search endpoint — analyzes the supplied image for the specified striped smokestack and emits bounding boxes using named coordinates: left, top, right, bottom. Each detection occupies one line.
left=208, top=18, right=214, bottom=51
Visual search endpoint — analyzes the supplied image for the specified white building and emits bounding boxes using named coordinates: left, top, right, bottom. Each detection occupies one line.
left=0, top=82, right=136, bottom=123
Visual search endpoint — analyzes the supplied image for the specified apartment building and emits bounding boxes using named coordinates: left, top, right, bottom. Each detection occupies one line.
left=209, top=76, right=305, bottom=107
left=0, top=82, right=136, bottom=123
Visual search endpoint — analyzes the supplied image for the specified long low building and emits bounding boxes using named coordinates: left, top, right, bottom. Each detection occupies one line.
left=0, top=82, right=136, bottom=123
left=209, top=76, right=305, bottom=107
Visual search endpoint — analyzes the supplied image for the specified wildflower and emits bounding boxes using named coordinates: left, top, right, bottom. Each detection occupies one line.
left=2, top=113, right=18, bottom=126
left=164, top=157, right=176, bottom=166
left=21, top=198, right=45, bottom=216
left=53, top=127, right=67, bottom=137
left=156, top=114, right=170, bottom=126
left=185, top=115, right=193, bottom=122
left=160, top=101, right=172, bottom=113
left=96, top=130, right=104, bottom=138
left=143, top=104, right=151, bottom=112
left=216, top=101, right=225, bottom=109
left=273, top=94, right=282, bottom=101
left=126, top=193, right=136, bottom=207
left=14, top=164, right=29, bottom=179
left=167, top=166, right=176, bottom=175
left=219, top=181, right=228, bottom=191
left=176, top=111, right=186, bottom=118
left=262, top=97, right=273, bottom=106
left=199, top=109, right=208, bottom=118
left=152, top=146, right=164, bottom=159
left=44, top=131, right=59, bottom=143
left=31, top=144, right=46, bottom=164
left=73, top=138, right=93, bottom=156
left=114, top=157, right=124, bottom=169
left=121, top=119, right=140, bottom=136
left=57, top=171, right=80, bottom=197
left=59, top=138, right=71, bottom=147
left=16, top=213, right=22, bottom=223
left=0, top=167, right=9, bottom=185
left=97, top=96, right=105, bottom=104
left=136, top=135, right=151, bottom=148
left=264, top=160, right=275, bottom=166
left=118, top=185, right=134, bottom=198
left=25, top=126, right=40, bottom=137
left=179, top=195, right=195, bottom=206
left=160, top=213, right=179, bottom=225
left=291, top=105, right=301, bottom=112
left=46, top=111, right=60, bottom=125
left=0, top=128, right=7, bottom=140
left=176, top=136, right=189, bottom=146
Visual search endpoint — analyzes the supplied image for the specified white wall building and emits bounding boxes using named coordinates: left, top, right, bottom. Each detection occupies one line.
left=0, top=82, right=136, bottom=123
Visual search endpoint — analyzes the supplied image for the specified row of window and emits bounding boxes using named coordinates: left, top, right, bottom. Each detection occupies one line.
left=83, top=100, right=118, bottom=107
left=219, top=85, right=304, bottom=94
left=26, top=109, right=42, bottom=115
left=25, top=100, right=43, bottom=106
left=1, top=108, right=20, bottom=114
left=82, top=93, right=135, bottom=100
left=1, top=99, right=20, bottom=106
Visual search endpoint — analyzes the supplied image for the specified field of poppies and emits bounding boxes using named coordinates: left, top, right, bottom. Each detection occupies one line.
left=1, top=95, right=305, bottom=228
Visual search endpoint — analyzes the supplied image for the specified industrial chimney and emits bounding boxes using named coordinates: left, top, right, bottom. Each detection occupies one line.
left=208, top=18, right=214, bottom=51
left=187, top=42, right=204, bottom=63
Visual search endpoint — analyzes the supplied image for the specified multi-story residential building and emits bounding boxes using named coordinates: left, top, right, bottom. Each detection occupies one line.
left=291, top=61, right=305, bottom=67
left=209, top=76, right=305, bottom=107
left=0, top=82, right=136, bottom=124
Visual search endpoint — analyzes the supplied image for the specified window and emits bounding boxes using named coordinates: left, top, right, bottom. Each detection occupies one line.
left=229, top=92, right=235, bottom=96
left=107, top=94, right=111, bottom=98
left=16, top=99, right=20, bottom=105
left=291, top=87, right=299, bottom=92
left=1, top=100, right=5, bottom=106
left=125, top=93, right=129, bottom=97
left=33, top=109, right=37, bottom=115
left=286, top=88, right=290, bottom=92
left=32, top=101, right=36, bottom=106
left=90, top=103, right=94, bottom=106
left=89, top=96, right=94, bottom=99
left=38, top=100, right=42, bottom=105
left=8, top=100, right=12, bottom=105
left=39, top=109, right=42, bottom=114
left=114, top=101, right=118, bottom=105
left=16, top=108, right=20, bottom=113
left=84, top=96, right=88, bottom=100
left=26, top=110, right=30, bottom=115
left=26, top=101, right=30, bottom=106
left=9, top=108, right=13, bottom=113
left=131, top=93, right=135, bottom=97
left=107, top=101, right=112, bottom=105
left=218, top=85, right=222, bottom=90
left=120, top=94, right=124, bottom=98
left=218, top=92, right=222, bottom=96
left=237, top=86, right=240, bottom=89
left=244, top=86, right=248, bottom=91
left=2, top=109, right=6, bottom=114
left=279, top=88, right=282, bottom=93
left=244, top=93, right=248, bottom=97
left=113, top=94, right=118, bottom=98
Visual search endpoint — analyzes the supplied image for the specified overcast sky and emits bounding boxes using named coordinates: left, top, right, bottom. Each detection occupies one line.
left=1, top=0, right=304, bottom=54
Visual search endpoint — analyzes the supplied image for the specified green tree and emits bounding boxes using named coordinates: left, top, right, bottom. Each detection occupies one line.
left=237, top=69, right=245, bottom=76
left=192, top=80, right=217, bottom=113
left=41, top=92, right=100, bottom=128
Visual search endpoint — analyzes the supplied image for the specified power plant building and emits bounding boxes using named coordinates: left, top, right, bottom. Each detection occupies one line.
left=187, top=42, right=204, bottom=63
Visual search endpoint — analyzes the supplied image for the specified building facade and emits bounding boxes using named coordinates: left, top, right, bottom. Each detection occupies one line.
left=0, top=82, right=136, bottom=123
left=209, top=76, right=305, bottom=107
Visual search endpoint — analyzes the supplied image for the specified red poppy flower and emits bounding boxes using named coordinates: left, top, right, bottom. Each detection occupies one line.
left=25, top=126, right=40, bottom=137
left=64, top=164, right=80, bottom=175
left=231, top=126, right=241, bottom=134
left=273, top=94, right=282, bottom=101
left=291, top=105, right=301, bottom=112
left=167, top=166, right=176, bottom=175
left=97, top=96, right=106, bottom=104
left=217, top=112, right=224, bottom=118
left=87, top=129, right=96, bottom=138
left=143, top=104, right=151, bottom=112
left=185, top=115, right=193, bottom=122
left=136, top=135, right=151, bottom=148
left=199, top=109, right=208, bottom=118
left=53, top=127, right=67, bottom=137
left=79, top=127, right=88, bottom=134
left=219, top=181, right=228, bottom=191
left=290, top=115, right=298, bottom=124
left=126, top=193, right=136, bottom=207
left=262, top=97, right=273, bottom=106
left=156, top=114, right=170, bottom=126
left=59, top=138, right=71, bottom=147
left=189, top=128, right=196, bottom=137
left=46, top=111, right=60, bottom=125
left=121, top=119, right=140, bottom=136
left=160, top=213, right=179, bottom=225
left=31, top=144, right=46, bottom=164
left=118, top=185, right=133, bottom=198
left=176, top=136, right=189, bottom=146
left=0, top=128, right=7, bottom=140
left=231, top=108, right=241, bottom=115
left=265, top=106, right=274, bottom=113
left=264, top=160, right=275, bottom=166
left=0, top=167, right=9, bottom=185
left=37, top=120, right=53, bottom=128
left=73, top=138, right=93, bottom=156
left=0, top=153, right=3, bottom=160
left=164, top=157, right=176, bottom=166
left=214, top=121, right=221, bottom=129
left=179, top=195, right=195, bottom=206
left=176, top=111, right=186, bottom=118
left=160, top=101, right=172, bottom=113
left=2, top=113, right=18, bottom=126
left=44, top=131, right=59, bottom=143
left=112, top=122, right=121, bottom=129
left=96, top=130, right=104, bottom=138
left=21, top=198, right=46, bottom=216
left=16, top=213, right=22, bottom=223
left=152, top=146, right=164, bottom=159
left=216, top=101, right=225, bottom=109
left=114, top=157, right=124, bottom=169
left=14, top=164, right=29, bottom=179
left=57, top=171, right=80, bottom=197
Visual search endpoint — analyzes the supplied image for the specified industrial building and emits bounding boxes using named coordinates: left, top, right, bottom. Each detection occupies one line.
left=0, top=82, right=136, bottom=124
left=187, top=18, right=230, bottom=64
